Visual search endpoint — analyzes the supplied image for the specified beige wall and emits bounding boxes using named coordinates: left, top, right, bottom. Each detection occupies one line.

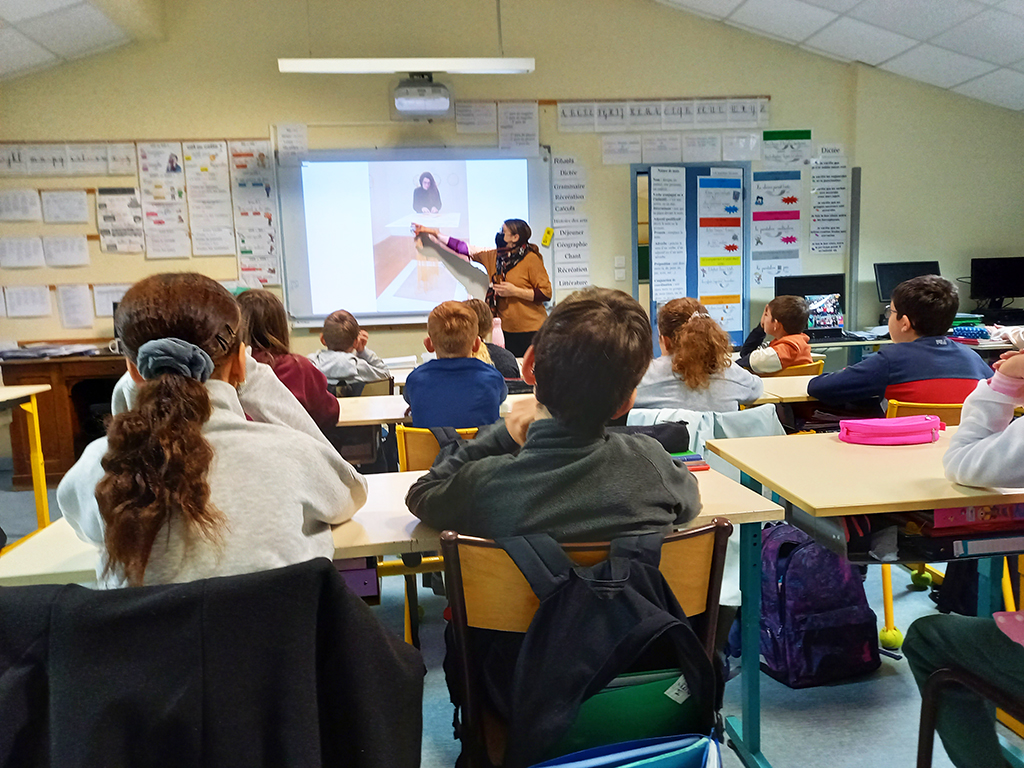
left=2, top=0, right=1023, bottom=351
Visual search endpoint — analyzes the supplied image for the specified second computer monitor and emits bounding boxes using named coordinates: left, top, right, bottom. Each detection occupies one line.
left=874, top=261, right=941, bottom=302
left=774, top=273, right=846, bottom=340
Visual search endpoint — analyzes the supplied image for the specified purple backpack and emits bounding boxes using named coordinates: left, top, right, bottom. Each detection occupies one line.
left=760, top=523, right=880, bottom=688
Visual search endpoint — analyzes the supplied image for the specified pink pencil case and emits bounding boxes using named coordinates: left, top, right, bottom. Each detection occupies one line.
left=838, top=414, right=945, bottom=445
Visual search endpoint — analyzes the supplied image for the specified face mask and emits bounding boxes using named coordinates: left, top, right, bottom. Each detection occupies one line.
left=495, top=231, right=506, bottom=249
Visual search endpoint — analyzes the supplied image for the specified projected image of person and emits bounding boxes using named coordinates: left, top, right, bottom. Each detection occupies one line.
left=415, top=218, right=552, bottom=357
left=413, top=172, right=441, bottom=214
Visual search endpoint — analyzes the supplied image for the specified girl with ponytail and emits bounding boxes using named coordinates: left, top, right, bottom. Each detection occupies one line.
left=58, top=273, right=367, bottom=588
left=634, top=297, right=764, bottom=412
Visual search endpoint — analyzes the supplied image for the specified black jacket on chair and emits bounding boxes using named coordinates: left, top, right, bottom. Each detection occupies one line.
left=0, top=558, right=425, bottom=768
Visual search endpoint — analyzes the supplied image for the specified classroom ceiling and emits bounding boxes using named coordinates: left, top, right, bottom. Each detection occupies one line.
left=0, top=0, right=131, bottom=79
left=657, top=0, right=1024, bottom=111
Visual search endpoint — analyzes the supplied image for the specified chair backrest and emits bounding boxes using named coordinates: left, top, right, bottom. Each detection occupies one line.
left=358, top=377, right=394, bottom=397
left=441, top=519, right=732, bottom=659
left=760, top=360, right=823, bottom=377
left=395, top=423, right=478, bottom=471
left=441, top=521, right=732, bottom=768
left=886, top=399, right=963, bottom=426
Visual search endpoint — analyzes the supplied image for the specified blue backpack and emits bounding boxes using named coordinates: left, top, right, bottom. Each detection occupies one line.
left=759, top=523, right=880, bottom=689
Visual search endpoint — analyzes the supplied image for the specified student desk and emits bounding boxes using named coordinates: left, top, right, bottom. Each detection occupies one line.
left=0, top=465, right=783, bottom=767
left=705, top=429, right=1024, bottom=767
left=758, top=374, right=817, bottom=403
left=0, top=384, right=52, bottom=534
left=335, top=392, right=535, bottom=427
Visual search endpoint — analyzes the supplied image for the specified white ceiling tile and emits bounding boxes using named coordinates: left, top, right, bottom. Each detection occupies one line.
left=931, top=9, right=1024, bottom=64
left=802, top=17, right=918, bottom=64
left=880, top=43, right=998, bottom=87
left=996, top=0, right=1024, bottom=17
left=952, top=66, right=1024, bottom=108
left=0, top=26, right=57, bottom=77
left=0, top=0, right=77, bottom=23
left=654, top=0, right=745, bottom=19
left=16, top=3, right=127, bottom=59
left=800, top=0, right=861, bottom=10
left=849, top=0, right=987, bottom=40
left=726, top=0, right=838, bottom=42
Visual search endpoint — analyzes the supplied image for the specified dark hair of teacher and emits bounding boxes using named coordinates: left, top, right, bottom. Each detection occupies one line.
left=416, top=218, right=552, bottom=357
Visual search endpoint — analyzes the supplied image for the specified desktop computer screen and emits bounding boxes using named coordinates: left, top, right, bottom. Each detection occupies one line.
left=774, top=273, right=846, bottom=340
left=971, top=256, right=1024, bottom=308
left=874, top=261, right=941, bottom=302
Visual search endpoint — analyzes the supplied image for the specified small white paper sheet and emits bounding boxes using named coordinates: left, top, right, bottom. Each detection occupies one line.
left=4, top=285, right=52, bottom=317
left=0, top=189, right=43, bottom=221
left=43, top=236, right=91, bottom=267
left=93, top=284, right=131, bottom=317
left=0, top=237, right=46, bottom=268
left=56, top=284, right=94, bottom=328
left=41, top=190, right=90, bottom=223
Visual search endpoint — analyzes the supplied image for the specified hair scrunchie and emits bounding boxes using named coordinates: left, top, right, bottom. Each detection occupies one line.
left=136, top=338, right=215, bottom=383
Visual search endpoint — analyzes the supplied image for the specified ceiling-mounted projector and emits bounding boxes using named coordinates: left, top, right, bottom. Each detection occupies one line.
left=391, top=73, right=453, bottom=121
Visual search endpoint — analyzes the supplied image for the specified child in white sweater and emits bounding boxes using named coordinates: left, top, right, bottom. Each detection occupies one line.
left=904, top=350, right=1024, bottom=768
left=58, top=273, right=366, bottom=588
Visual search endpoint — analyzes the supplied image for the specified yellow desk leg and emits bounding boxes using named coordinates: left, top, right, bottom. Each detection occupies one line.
left=879, top=563, right=903, bottom=649
left=20, top=394, right=50, bottom=531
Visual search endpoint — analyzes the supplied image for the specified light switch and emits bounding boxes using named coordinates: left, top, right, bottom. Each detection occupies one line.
left=614, top=256, right=626, bottom=268
left=614, top=268, right=626, bottom=281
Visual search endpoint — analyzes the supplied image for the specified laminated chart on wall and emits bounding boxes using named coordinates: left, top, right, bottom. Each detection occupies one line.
left=96, top=187, right=144, bottom=253
left=751, top=170, right=802, bottom=290
left=184, top=141, right=235, bottom=256
left=138, top=142, right=190, bottom=259
left=551, top=156, right=591, bottom=293
left=649, top=166, right=686, bottom=303
left=810, top=150, right=849, bottom=254
left=229, top=140, right=280, bottom=286
left=696, top=176, right=743, bottom=332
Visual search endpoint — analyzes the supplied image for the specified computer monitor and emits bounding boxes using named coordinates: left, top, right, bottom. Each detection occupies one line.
left=873, top=261, right=941, bottom=302
left=774, top=273, right=846, bottom=340
left=970, top=256, right=1024, bottom=309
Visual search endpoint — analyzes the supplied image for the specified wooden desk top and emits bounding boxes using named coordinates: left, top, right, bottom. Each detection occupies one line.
left=336, top=393, right=534, bottom=427
left=759, top=375, right=817, bottom=403
left=0, top=384, right=52, bottom=407
left=706, top=428, right=1024, bottom=518
left=0, top=467, right=781, bottom=586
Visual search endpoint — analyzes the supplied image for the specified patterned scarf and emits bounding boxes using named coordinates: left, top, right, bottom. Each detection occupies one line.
left=487, top=244, right=530, bottom=312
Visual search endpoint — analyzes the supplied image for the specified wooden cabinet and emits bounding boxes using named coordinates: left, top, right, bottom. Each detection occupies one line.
left=2, top=356, right=126, bottom=487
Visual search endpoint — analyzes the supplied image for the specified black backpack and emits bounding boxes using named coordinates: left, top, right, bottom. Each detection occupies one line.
left=495, top=533, right=720, bottom=768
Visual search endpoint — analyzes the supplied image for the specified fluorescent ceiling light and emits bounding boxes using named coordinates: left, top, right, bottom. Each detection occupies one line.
left=278, top=57, right=535, bottom=74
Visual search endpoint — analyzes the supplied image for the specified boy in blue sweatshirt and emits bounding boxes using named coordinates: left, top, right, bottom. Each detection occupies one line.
left=807, top=275, right=991, bottom=409
left=404, top=300, right=507, bottom=428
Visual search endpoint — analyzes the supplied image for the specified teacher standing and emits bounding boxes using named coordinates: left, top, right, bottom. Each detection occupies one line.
left=415, top=219, right=551, bottom=357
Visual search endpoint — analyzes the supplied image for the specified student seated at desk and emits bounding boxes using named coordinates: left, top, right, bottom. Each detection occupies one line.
left=308, top=308, right=390, bottom=391
left=635, top=297, right=763, bottom=411
left=735, top=295, right=812, bottom=374
left=464, top=297, right=521, bottom=380
left=904, top=350, right=1024, bottom=768
left=237, top=289, right=340, bottom=432
left=807, top=276, right=991, bottom=409
left=406, top=287, right=701, bottom=541
left=404, top=301, right=507, bottom=429
left=57, top=273, right=367, bottom=588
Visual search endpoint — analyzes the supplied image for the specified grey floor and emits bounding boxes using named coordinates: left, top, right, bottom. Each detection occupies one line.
left=0, top=469, right=1005, bottom=767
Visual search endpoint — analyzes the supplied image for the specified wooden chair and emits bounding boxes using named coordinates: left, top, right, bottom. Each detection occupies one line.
left=758, top=360, right=824, bottom=377
left=885, top=399, right=963, bottom=426
left=917, top=667, right=1024, bottom=768
left=395, top=423, right=478, bottom=471
left=325, top=376, right=395, bottom=466
left=441, top=519, right=732, bottom=768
